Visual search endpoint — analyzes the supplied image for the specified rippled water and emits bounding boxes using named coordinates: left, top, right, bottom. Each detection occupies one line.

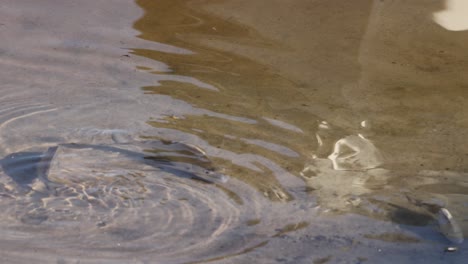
left=0, top=0, right=467, bottom=263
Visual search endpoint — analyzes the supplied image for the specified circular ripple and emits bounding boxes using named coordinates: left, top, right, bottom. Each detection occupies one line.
left=1, top=174, right=251, bottom=262
left=0, top=104, right=269, bottom=262
left=0, top=143, right=265, bottom=263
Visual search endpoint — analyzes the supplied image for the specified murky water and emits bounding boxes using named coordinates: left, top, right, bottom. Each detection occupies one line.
left=0, top=0, right=467, bottom=263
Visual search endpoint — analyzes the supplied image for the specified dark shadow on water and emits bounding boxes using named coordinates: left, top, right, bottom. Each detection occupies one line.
left=389, top=203, right=449, bottom=243
left=1, top=152, right=43, bottom=185
left=0, top=147, right=56, bottom=193
left=388, top=203, right=434, bottom=226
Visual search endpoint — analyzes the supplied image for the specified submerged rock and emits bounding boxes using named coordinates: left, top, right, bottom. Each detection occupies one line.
left=47, top=141, right=228, bottom=185
left=1, top=140, right=228, bottom=199
left=0, top=139, right=230, bottom=225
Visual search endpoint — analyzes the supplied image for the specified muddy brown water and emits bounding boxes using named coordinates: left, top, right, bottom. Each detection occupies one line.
left=0, top=0, right=467, bottom=263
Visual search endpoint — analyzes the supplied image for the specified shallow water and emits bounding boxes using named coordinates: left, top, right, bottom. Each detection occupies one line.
left=0, top=0, right=467, bottom=263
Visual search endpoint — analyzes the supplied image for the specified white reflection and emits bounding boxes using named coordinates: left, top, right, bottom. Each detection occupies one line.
left=433, top=0, right=468, bottom=31
left=328, top=134, right=383, bottom=171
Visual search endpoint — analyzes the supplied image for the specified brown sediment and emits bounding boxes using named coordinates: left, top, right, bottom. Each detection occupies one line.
left=134, top=0, right=339, bottom=200
left=363, top=232, right=421, bottom=243
left=313, top=256, right=332, bottom=264
left=272, top=221, right=309, bottom=237
left=215, top=183, right=244, bottom=205
left=130, top=0, right=468, bottom=260
left=246, top=219, right=261, bottom=226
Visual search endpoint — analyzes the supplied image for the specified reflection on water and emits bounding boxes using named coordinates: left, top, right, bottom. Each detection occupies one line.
left=0, top=0, right=467, bottom=262
left=132, top=0, right=323, bottom=201
left=132, top=0, right=468, bottom=261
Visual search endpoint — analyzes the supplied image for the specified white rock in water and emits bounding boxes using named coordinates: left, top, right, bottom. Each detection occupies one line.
left=437, top=208, right=464, bottom=244
left=328, top=135, right=383, bottom=171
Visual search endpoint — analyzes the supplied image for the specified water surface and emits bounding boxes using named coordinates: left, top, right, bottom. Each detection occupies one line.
left=0, top=0, right=467, bottom=263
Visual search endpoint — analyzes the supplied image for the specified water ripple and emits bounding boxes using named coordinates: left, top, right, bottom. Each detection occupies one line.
left=0, top=139, right=269, bottom=263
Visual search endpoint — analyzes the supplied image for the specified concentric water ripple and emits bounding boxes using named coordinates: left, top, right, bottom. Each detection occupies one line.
left=0, top=138, right=272, bottom=263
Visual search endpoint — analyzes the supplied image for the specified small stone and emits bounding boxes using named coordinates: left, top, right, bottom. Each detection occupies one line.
left=444, top=246, right=458, bottom=253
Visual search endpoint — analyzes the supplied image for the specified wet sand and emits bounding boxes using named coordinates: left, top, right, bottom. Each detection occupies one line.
left=0, top=0, right=467, bottom=263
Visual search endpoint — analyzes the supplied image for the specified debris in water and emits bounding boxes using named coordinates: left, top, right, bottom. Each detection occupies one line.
left=437, top=208, right=464, bottom=244
left=444, top=246, right=458, bottom=253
